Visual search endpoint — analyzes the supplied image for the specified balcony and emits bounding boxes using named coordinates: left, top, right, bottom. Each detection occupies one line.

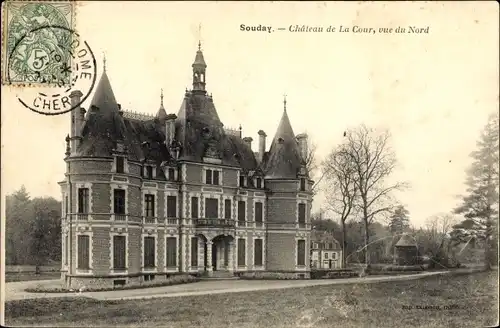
left=76, top=213, right=89, bottom=221
left=166, top=218, right=179, bottom=225
left=144, top=216, right=157, bottom=224
left=114, top=214, right=127, bottom=221
left=194, top=218, right=235, bottom=228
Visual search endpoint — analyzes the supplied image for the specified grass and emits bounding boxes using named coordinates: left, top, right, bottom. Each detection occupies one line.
left=5, top=271, right=498, bottom=328
left=5, top=272, right=61, bottom=283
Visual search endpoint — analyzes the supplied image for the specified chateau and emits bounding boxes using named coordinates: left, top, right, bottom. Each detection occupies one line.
left=59, top=43, right=313, bottom=288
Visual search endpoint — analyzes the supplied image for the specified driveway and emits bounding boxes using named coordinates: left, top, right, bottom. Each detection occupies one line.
left=5, top=271, right=449, bottom=302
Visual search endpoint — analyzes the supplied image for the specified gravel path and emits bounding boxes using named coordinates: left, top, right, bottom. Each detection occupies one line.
left=5, top=271, right=450, bottom=302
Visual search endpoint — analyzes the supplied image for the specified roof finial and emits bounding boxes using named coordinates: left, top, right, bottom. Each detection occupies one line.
left=283, top=94, right=287, bottom=112
left=103, top=52, right=107, bottom=72
left=160, top=88, right=164, bottom=106
left=198, top=23, right=202, bottom=51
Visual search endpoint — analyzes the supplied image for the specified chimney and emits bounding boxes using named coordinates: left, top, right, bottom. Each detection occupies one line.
left=258, top=130, right=266, bottom=162
left=69, top=90, right=84, bottom=155
left=296, top=133, right=308, bottom=163
left=165, top=113, right=177, bottom=147
left=242, top=137, right=253, bottom=149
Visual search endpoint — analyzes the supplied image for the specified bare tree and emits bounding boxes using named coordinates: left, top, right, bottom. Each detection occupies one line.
left=416, top=213, right=459, bottom=268
left=323, top=143, right=358, bottom=268
left=341, top=125, right=407, bottom=267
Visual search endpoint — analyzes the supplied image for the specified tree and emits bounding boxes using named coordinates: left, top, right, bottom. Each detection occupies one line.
left=454, top=112, right=499, bottom=270
left=388, top=205, right=410, bottom=235
left=323, top=143, right=358, bottom=268
left=341, top=125, right=407, bottom=267
left=415, top=214, right=459, bottom=268
left=5, top=186, right=34, bottom=265
left=30, top=197, right=62, bottom=272
left=5, top=187, right=62, bottom=267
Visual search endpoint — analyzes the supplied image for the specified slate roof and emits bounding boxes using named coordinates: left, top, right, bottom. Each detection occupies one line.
left=311, top=230, right=341, bottom=250
left=261, top=109, right=303, bottom=179
left=76, top=46, right=303, bottom=180
left=395, top=234, right=417, bottom=247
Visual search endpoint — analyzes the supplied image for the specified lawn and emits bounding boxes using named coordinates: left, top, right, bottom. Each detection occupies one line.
left=5, top=271, right=498, bottom=328
left=5, top=272, right=61, bottom=283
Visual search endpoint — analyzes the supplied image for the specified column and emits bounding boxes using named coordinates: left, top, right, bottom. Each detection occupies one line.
left=206, top=240, right=213, bottom=275
left=228, top=240, right=234, bottom=274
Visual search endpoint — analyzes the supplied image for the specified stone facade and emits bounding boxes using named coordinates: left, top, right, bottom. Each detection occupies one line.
left=59, top=43, right=313, bottom=288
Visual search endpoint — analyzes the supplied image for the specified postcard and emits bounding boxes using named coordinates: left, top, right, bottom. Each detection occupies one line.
left=1, top=1, right=498, bottom=327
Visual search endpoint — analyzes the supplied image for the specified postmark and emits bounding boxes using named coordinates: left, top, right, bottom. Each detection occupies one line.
left=2, top=1, right=76, bottom=86
left=8, top=25, right=97, bottom=115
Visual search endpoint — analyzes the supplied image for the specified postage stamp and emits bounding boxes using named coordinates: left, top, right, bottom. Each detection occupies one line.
left=12, top=25, right=98, bottom=115
left=1, top=0, right=76, bottom=86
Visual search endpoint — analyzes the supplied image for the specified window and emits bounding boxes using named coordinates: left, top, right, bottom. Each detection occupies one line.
left=312, top=242, right=319, bottom=249
left=145, top=166, right=153, bottom=179
left=77, top=235, right=90, bottom=270
left=205, top=198, right=218, bottom=218
left=77, top=188, right=89, bottom=213
left=113, top=235, right=126, bottom=270
left=300, top=178, right=306, bottom=191
left=254, top=239, right=263, bottom=266
left=167, top=196, right=177, bottom=218
left=213, top=170, right=220, bottom=185
left=297, top=239, right=306, bottom=266
left=191, top=237, right=198, bottom=267
left=256, top=178, right=262, bottom=189
left=166, top=237, right=177, bottom=267
left=238, top=201, right=246, bottom=224
left=237, top=238, right=246, bottom=266
left=168, top=168, right=175, bottom=181
left=64, top=235, right=69, bottom=266
left=239, top=175, right=245, bottom=187
left=324, top=252, right=329, bottom=259
left=332, top=252, right=337, bottom=260
left=116, top=156, right=124, bottom=173
left=298, top=203, right=306, bottom=226
left=113, top=189, right=126, bottom=214
left=65, top=195, right=69, bottom=215
left=205, top=169, right=212, bottom=184
left=143, top=236, right=155, bottom=268
left=205, top=169, right=220, bottom=185
left=255, top=202, right=263, bottom=225
left=145, top=194, right=155, bottom=218
left=191, top=197, right=199, bottom=219
left=224, top=199, right=231, bottom=219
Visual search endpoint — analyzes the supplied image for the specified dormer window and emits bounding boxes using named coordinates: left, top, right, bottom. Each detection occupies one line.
left=115, top=156, right=125, bottom=174
left=239, top=175, right=246, bottom=188
left=256, top=178, right=262, bottom=189
left=146, top=166, right=153, bottom=179
left=167, top=168, right=176, bottom=181
left=300, top=178, right=306, bottom=191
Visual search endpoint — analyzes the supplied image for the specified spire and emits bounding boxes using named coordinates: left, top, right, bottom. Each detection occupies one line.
left=156, top=88, right=167, bottom=120
left=192, top=41, right=207, bottom=92
left=103, top=52, right=107, bottom=72
left=90, top=65, right=119, bottom=114
left=283, top=94, right=287, bottom=112
left=262, top=103, right=302, bottom=179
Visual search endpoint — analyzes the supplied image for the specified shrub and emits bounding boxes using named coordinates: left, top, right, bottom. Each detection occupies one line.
left=26, top=275, right=199, bottom=293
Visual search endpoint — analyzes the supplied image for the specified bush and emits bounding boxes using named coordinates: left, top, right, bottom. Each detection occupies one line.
left=26, top=275, right=199, bottom=293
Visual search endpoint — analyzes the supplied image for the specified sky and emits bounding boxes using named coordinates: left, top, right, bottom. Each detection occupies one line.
left=1, top=1, right=498, bottom=228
